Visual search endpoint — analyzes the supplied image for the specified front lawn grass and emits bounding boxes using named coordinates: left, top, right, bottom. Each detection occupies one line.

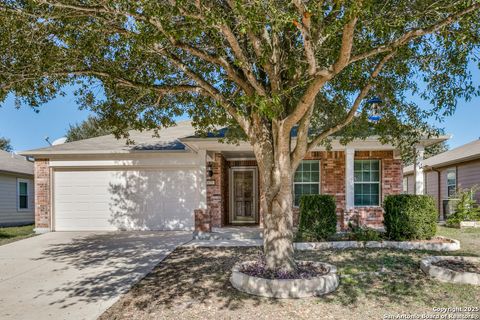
left=0, top=224, right=35, bottom=246
left=100, top=226, right=480, bottom=320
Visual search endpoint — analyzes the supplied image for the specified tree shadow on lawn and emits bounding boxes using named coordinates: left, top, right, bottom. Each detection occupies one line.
left=103, top=246, right=480, bottom=317
left=298, top=248, right=479, bottom=307
left=122, top=246, right=276, bottom=313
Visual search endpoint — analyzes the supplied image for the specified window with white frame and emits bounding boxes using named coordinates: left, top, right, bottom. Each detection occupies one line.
left=446, top=168, right=457, bottom=198
left=293, top=160, right=320, bottom=206
left=17, top=179, right=29, bottom=210
left=403, top=177, right=408, bottom=194
left=354, top=160, right=380, bottom=206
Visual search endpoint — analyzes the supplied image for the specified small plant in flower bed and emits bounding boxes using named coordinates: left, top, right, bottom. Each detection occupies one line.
left=446, top=186, right=480, bottom=228
left=347, top=223, right=383, bottom=241
left=239, top=258, right=330, bottom=280
left=432, top=260, right=480, bottom=274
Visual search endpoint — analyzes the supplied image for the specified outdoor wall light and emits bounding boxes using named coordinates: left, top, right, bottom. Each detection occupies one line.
left=207, top=164, right=214, bottom=177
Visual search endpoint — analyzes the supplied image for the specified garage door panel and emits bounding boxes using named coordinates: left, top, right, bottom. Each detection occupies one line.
left=54, top=169, right=198, bottom=231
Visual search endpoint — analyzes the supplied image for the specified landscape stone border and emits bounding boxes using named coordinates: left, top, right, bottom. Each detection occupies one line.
left=460, top=221, right=480, bottom=228
left=420, top=256, right=480, bottom=285
left=230, top=261, right=339, bottom=298
left=294, top=236, right=460, bottom=251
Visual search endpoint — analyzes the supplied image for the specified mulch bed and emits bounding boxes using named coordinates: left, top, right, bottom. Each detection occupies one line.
left=432, top=259, right=480, bottom=274
left=239, top=260, right=329, bottom=279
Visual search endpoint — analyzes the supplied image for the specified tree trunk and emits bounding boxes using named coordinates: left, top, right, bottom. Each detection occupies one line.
left=261, top=179, right=295, bottom=271
left=251, top=120, right=298, bottom=272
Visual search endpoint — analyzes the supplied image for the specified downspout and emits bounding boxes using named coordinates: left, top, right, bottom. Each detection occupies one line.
left=431, top=167, right=442, bottom=220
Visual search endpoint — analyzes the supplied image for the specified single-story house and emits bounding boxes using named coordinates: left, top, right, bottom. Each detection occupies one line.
left=0, top=150, right=35, bottom=226
left=404, top=138, right=480, bottom=220
left=21, top=121, right=447, bottom=233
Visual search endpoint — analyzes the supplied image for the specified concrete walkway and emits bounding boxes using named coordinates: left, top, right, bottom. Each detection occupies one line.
left=0, top=231, right=191, bottom=320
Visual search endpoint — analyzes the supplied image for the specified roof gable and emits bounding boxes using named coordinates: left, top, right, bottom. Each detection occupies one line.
left=404, top=139, right=480, bottom=174
left=0, top=150, right=34, bottom=175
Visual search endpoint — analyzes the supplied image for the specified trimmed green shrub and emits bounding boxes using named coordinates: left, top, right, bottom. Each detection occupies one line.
left=297, top=195, right=337, bottom=241
left=383, top=194, right=437, bottom=241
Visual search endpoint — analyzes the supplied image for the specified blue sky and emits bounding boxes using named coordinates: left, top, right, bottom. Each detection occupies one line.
left=1, top=79, right=479, bottom=152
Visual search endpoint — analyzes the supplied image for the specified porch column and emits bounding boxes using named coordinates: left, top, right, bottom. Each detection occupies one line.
left=414, top=144, right=425, bottom=195
left=345, top=147, right=355, bottom=210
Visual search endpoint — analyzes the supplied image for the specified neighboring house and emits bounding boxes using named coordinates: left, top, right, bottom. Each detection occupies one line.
left=20, top=121, right=447, bottom=233
left=404, top=139, right=480, bottom=220
left=0, top=150, right=35, bottom=226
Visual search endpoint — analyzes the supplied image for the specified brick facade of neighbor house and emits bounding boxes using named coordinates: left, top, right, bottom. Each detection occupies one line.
left=206, top=150, right=403, bottom=230
left=34, top=159, right=51, bottom=230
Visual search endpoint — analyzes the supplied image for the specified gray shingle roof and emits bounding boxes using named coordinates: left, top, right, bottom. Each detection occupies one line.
left=404, top=139, right=480, bottom=174
left=0, top=150, right=34, bottom=175
left=20, top=120, right=196, bottom=156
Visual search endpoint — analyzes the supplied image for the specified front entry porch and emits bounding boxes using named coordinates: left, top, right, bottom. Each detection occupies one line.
left=206, top=154, right=262, bottom=227
left=204, top=149, right=404, bottom=230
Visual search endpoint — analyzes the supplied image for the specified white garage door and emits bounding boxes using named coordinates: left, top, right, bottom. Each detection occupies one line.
left=53, top=168, right=200, bottom=231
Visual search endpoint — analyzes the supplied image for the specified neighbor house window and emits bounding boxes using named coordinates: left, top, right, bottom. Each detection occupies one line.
left=403, top=177, right=408, bottom=194
left=446, top=168, right=457, bottom=198
left=354, top=160, right=380, bottom=206
left=293, top=160, right=320, bottom=206
left=17, top=179, right=29, bottom=210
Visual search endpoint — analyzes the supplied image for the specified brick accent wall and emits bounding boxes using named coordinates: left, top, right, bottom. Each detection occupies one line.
left=194, top=209, right=212, bottom=232
left=206, top=153, right=228, bottom=227
left=344, top=151, right=403, bottom=228
left=34, top=159, right=51, bottom=230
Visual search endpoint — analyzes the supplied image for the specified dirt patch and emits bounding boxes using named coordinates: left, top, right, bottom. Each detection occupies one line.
left=239, top=259, right=330, bottom=279
left=409, top=237, right=455, bottom=244
left=432, top=259, right=480, bottom=273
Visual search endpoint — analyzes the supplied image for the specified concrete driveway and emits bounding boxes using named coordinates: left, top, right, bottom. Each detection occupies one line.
left=0, top=231, right=191, bottom=320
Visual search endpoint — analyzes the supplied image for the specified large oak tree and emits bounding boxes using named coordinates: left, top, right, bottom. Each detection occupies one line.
left=1, top=0, right=479, bottom=271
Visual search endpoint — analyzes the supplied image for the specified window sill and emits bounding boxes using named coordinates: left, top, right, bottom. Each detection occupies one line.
left=353, top=205, right=382, bottom=208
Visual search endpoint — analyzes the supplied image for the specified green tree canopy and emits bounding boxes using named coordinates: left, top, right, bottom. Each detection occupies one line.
left=65, top=116, right=115, bottom=142
left=0, top=137, right=13, bottom=152
left=1, top=0, right=479, bottom=270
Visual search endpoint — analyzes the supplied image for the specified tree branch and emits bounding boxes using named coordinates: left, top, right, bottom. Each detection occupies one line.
left=293, top=0, right=316, bottom=76
left=306, top=52, right=396, bottom=152
left=141, top=14, right=256, bottom=96
left=284, top=16, right=357, bottom=129
left=349, top=3, right=480, bottom=64
left=218, top=23, right=267, bottom=96
left=162, top=50, right=250, bottom=133
left=1, top=70, right=202, bottom=95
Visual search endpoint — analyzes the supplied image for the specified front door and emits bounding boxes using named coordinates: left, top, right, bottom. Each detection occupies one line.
left=230, top=168, right=257, bottom=224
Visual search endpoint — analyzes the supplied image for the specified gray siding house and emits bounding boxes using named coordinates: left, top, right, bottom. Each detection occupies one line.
left=0, top=150, right=34, bottom=226
left=403, top=139, right=480, bottom=220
